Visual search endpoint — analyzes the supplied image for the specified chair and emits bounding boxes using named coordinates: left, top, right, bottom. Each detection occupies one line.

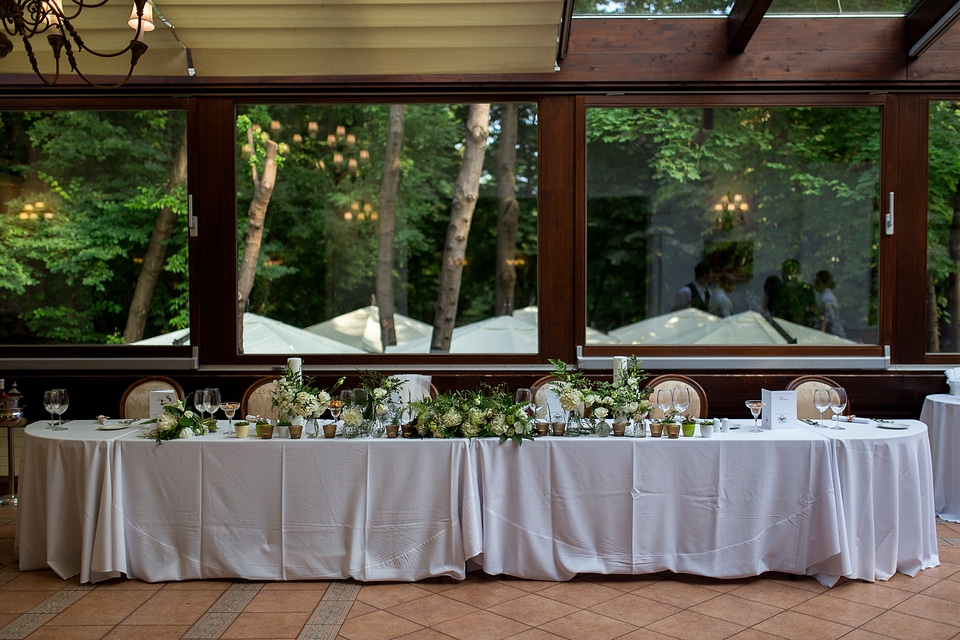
left=242, top=377, right=280, bottom=422
left=786, top=375, right=850, bottom=421
left=530, top=374, right=563, bottom=420
left=645, top=374, right=708, bottom=419
left=119, top=375, right=184, bottom=419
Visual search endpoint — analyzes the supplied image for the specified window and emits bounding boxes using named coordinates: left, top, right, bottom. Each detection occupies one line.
left=926, top=99, right=960, bottom=354
left=585, top=104, right=881, bottom=347
left=0, top=109, right=188, bottom=346
left=233, top=103, right=539, bottom=355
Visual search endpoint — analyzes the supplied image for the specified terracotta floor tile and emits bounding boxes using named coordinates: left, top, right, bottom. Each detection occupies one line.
left=588, top=593, right=682, bottom=627
left=346, top=600, right=378, bottom=618
left=17, top=624, right=112, bottom=639
left=162, top=579, right=236, bottom=590
left=102, top=624, right=192, bottom=639
left=51, top=589, right=155, bottom=626
left=634, top=580, right=722, bottom=609
left=677, top=575, right=755, bottom=594
left=0, top=570, right=72, bottom=591
left=490, top=577, right=564, bottom=594
left=357, top=583, right=434, bottom=609
left=487, top=592, right=580, bottom=627
left=395, top=628, right=459, bottom=640
left=259, top=580, right=330, bottom=591
left=827, top=579, right=914, bottom=608
left=432, top=609, right=530, bottom=640
left=789, top=592, right=886, bottom=627
left=937, top=546, right=960, bottom=565
left=220, top=611, right=312, bottom=639
left=861, top=610, right=960, bottom=640
left=388, top=593, right=479, bottom=627
left=123, top=589, right=223, bottom=625
left=0, top=589, right=58, bottom=613
left=838, top=630, right=906, bottom=640
left=752, top=610, right=853, bottom=640
left=723, top=630, right=783, bottom=640
left=434, top=579, right=526, bottom=608
left=885, top=570, right=948, bottom=593
left=689, top=593, right=782, bottom=627
left=645, top=610, right=746, bottom=640
left=917, top=561, right=960, bottom=581
left=338, top=609, right=423, bottom=640
left=538, top=609, right=637, bottom=640
left=506, top=629, right=569, bottom=640
left=581, top=573, right=665, bottom=593
left=87, top=578, right=162, bottom=592
left=922, top=577, right=960, bottom=603
left=616, top=629, right=683, bottom=640
left=727, top=580, right=817, bottom=609
left=536, top=581, right=624, bottom=608
left=243, top=588, right=322, bottom=612
left=894, top=593, right=960, bottom=627
left=411, top=576, right=471, bottom=594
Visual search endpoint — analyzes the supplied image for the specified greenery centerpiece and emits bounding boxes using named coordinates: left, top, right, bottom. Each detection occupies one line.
left=358, top=369, right=406, bottom=437
left=409, top=385, right=534, bottom=445
left=549, top=357, right=652, bottom=437
left=142, top=393, right=211, bottom=444
left=271, top=363, right=335, bottom=425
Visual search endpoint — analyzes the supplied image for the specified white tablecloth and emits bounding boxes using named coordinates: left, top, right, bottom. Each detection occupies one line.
left=474, top=425, right=844, bottom=583
left=17, top=418, right=939, bottom=586
left=920, top=394, right=960, bottom=522
left=18, top=421, right=481, bottom=583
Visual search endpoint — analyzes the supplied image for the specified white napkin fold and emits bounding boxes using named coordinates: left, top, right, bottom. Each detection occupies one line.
left=839, top=416, right=870, bottom=424
left=945, top=367, right=960, bottom=382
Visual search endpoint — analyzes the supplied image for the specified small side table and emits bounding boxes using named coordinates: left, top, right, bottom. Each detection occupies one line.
left=0, top=416, right=26, bottom=506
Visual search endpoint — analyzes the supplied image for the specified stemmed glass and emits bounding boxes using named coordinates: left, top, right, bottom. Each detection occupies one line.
left=52, top=389, right=69, bottom=430
left=515, top=388, right=533, bottom=417
left=193, top=389, right=207, bottom=422
left=829, top=387, right=847, bottom=430
left=338, top=389, right=354, bottom=436
left=220, top=400, right=240, bottom=435
left=656, top=388, right=674, bottom=420
left=204, top=388, right=221, bottom=431
left=813, top=388, right=831, bottom=427
left=43, top=389, right=59, bottom=429
left=673, top=386, right=690, bottom=420
left=745, top=399, right=764, bottom=433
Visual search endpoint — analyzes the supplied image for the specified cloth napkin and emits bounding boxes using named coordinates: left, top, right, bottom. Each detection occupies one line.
left=946, top=367, right=960, bottom=382
left=388, top=374, right=432, bottom=404
left=839, top=416, right=870, bottom=424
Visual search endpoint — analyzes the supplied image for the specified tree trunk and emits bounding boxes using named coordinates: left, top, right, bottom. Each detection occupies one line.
left=237, top=127, right=280, bottom=353
left=928, top=273, right=940, bottom=352
left=494, top=103, right=519, bottom=316
left=430, top=104, right=491, bottom=352
left=949, top=181, right=960, bottom=350
left=376, top=105, right=404, bottom=351
left=122, top=128, right=188, bottom=343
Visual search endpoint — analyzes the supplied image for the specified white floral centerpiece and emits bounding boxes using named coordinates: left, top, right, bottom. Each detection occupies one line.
left=410, top=385, right=534, bottom=445
left=142, top=394, right=209, bottom=443
left=549, top=357, right=651, bottom=435
left=272, top=362, right=336, bottom=423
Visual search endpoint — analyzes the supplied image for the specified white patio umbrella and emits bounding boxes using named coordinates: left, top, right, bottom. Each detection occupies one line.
left=693, top=310, right=857, bottom=345
left=389, top=314, right=538, bottom=353
left=608, top=308, right=722, bottom=344
left=135, top=313, right=364, bottom=354
left=304, top=305, right=432, bottom=353
left=512, top=305, right=618, bottom=345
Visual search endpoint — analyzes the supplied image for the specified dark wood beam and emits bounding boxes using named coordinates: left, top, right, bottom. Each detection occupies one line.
left=556, top=0, right=575, bottom=63
left=905, top=0, right=960, bottom=57
left=727, top=0, right=774, bottom=54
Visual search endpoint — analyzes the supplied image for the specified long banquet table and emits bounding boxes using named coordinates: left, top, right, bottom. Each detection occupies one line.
left=16, top=418, right=939, bottom=587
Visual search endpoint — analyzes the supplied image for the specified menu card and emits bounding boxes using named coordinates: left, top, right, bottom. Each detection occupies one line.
left=149, top=389, right=177, bottom=418
left=761, top=388, right=798, bottom=429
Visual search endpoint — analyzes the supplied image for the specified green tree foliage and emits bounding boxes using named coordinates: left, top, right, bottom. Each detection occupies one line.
left=0, top=110, right=187, bottom=343
left=927, top=101, right=960, bottom=349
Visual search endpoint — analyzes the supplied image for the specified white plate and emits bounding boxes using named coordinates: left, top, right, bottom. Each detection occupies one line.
left=97, top=423, right=130, bottom=431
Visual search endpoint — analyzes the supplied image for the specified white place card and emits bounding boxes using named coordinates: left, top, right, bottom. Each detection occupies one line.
left=761, top=388, right=798, bottom=429
left=149, top=389, right=177, bottom=418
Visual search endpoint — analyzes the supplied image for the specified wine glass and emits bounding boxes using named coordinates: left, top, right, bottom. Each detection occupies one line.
left=43, top=389, right=59, bottom=429
left=338, top=389, right=354, bottom=436
left=220, top=400, right=240, bottom=434
left=656, top=388, right=674, bottom=419
left=813, top=388, right=831, bottom=427
left=673, top=386, right=690, bottom=420
left=193, top=389, right=207, bottom=421
left=204, top=388, right=221, bottom=430
left=829, top=387, right=847, bottom=430
left=515, top=388, right=533, bottom=417
left=745, top=399, right=764, bottom=433
left=53, top=389, right=69, bottom=430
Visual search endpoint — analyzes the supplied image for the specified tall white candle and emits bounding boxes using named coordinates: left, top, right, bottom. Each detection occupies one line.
left=287, top=357, right=302, bottom=377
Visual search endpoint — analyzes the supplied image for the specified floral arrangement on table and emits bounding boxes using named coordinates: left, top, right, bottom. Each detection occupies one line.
left=142, top=393, right=211, bottom=444
left=549, top=357, right=651, bottom=432
left=409, top=384, right=535, bottom=445
left=272, top=363, right=343, bottom=422
left=358, top=369, right=406, bottom=424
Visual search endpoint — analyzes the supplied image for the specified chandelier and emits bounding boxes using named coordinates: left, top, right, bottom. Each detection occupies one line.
left=0, top=0, right=154, bottom=87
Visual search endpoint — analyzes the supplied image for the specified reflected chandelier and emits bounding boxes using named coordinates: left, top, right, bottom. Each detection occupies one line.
left=0, top=0, right=154, bottom=87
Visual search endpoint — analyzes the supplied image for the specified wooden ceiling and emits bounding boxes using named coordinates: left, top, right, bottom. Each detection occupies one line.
left=0, top=0, right=567, bottom=81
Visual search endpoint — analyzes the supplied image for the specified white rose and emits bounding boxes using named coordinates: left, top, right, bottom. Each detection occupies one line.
left=593, top=407, right=609, bottom=420
left=179, top=428, right=193, bottom=439
left=373, top=388, right=387, bottom=400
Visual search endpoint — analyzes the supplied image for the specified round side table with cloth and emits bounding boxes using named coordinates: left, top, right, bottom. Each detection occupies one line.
left=920, top=394, right=960, bottom=522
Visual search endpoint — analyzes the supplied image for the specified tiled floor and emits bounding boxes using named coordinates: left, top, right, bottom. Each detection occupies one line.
left=0, top=506, right=958, bottom=640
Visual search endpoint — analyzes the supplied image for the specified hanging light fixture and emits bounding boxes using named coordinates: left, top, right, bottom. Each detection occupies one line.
left=0, top=0, right=154, bottom=87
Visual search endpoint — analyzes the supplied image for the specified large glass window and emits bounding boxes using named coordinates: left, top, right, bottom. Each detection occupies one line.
left=572, top=0, right=910, bottom=16
left=586, top=105, right=881, bottom=346
left=0, top=110, right=188, bottom=345
left=233, top=103, right=538, bottom=354
left=926, top=100, right=960, bottom=354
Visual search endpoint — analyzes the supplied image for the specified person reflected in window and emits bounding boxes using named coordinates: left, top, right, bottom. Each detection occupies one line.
left=672, top=262, right=713, bottom=313
left=708, top=272, right=734, bottom=317
left=770, top=259, right=817, bottom=325
left=814, top=269, right=846, bottom=338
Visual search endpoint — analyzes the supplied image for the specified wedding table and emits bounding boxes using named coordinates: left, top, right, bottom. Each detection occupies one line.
left=919, top=394, right=960, bottom=522
left=16, top=418, right=938, bottom=587
left=17, top=421, right=482, bottom=583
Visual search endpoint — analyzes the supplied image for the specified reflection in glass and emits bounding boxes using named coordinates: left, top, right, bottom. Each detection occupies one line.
left=586, top=105, right=880, bottom=347
left=927, top=100, right=960, bottom=353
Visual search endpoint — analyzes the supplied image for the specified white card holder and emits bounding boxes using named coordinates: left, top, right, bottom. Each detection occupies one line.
left=761, top=388, right=798, bottom=429
left=149, top=389, right=177, bottom=418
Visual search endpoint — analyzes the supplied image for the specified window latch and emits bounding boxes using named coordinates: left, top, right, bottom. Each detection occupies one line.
left=188, top=194, right=198, bottom=237
left=884, top=191, right=894, bottom=236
